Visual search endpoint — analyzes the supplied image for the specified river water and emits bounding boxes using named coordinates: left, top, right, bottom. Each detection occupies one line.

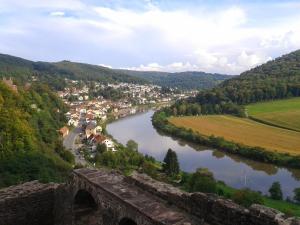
left=107, top=110, right=300, bottom=198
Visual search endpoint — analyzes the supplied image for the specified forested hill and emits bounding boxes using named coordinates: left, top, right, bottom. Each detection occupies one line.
left=0, top=53, right=233, bottom=90
left=0, top=54, right=147, bottom=90
left=118, top=70, right=233, bottom=90
left=215, top=49, right=300, bottom=104
left=0, top=81, right=73, bottom=187
left=167, top=49, right=300, bottom=117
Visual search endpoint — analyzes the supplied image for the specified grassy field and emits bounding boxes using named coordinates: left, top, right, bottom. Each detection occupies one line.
left=169, top=115, right=300, bottom=155
left=246, top=97, right=300, bottom=132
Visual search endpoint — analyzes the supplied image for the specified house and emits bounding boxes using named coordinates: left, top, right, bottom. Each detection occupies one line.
left=94, top=134, right=106, bottom=144
left=95, top=126, right=102, bottom=134
left=85, top=123, right=97, bottom=138
left=59, top=126, right=69, bottom=138
left=68, top=118, right=79, bottom=127
left=100, top=115, right=107, bottom=121
left=103, top=139, right=114, bottom=149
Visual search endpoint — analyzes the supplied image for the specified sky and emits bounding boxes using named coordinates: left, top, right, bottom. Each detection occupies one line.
left=0, top=0, right=300, bottom=75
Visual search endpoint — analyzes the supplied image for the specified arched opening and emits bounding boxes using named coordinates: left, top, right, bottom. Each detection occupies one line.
left=73, top=190, right=98, bottom=224
left=119, top=218, right=137, bottom=225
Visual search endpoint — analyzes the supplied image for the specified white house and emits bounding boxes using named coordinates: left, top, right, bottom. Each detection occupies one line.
left=67, top=118, right=79, bottom=127
left=103, top=139, right=115, bottom=151
left=95, top=126, right=102, bottom=134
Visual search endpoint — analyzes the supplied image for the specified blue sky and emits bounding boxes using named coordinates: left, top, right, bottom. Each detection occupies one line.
left=0, top=0, right=300, bottom=74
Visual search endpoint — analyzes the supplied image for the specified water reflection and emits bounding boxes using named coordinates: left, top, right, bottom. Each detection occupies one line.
left=107, top=110, right=300, bottom=198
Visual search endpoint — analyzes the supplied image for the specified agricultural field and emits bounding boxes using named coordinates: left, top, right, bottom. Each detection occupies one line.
left=246, top=97, right=300, bottom=132
left=169, top=115, right=300, bottom=155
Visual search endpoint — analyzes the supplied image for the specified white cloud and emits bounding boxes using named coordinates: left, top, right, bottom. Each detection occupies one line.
left=99, top=63, right=112, bottom=69
left=50, top=11, right=65, bottom=17
left=124, top=62, right=200, bottom=72
left=1, top=1, right=300, bottom=74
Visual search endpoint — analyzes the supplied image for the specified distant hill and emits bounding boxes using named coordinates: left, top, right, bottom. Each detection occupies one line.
left=118, top=70, right=233, bottom=90
left=0, top=54, right=147, bottom=90
left=0, top=53, right=232, bottom=90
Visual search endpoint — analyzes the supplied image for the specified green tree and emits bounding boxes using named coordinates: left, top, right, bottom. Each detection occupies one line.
left=293, top=188, right=300, bottom=202
left=268, top=182, right=283, bottom=200
left=163, top=149, right=180, bottom=176
left=126, top=140, right=138, bottom=151
left=187, top=168, right=217, bottom=193
left=232, top=189, right=264, bottom=207
left=96, top=143, right=107, bottom=154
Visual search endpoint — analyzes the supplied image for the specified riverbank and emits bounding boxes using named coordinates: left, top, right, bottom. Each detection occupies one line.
left=105, top=110, right=300, bottom=216
left=152, top=110, right=300, bottom=169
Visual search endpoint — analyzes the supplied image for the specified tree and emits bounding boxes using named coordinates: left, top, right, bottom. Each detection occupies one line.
left=163, top=149, right=180, bottom=176
left=268, top=182, right=283, bottom=200
left=187, top=168, right=217, bottom=193
left=294, top=188, right=300, bottom=203
left=96, top=143, right=107, bottom=154
left=232, top=189, right=264, bottom=207
left=126, top=140, right=138, bottom=151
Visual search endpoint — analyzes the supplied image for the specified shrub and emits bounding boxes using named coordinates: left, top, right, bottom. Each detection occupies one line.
left=232, top=189, right=264, bottom=207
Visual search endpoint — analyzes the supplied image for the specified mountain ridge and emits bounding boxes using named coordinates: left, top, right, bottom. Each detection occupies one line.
left=0, top=53, right=232, bottom=90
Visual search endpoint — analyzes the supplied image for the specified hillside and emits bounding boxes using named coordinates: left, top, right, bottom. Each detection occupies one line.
left=119, top=69, right=233, bottom=90
left=0, top=54, right=147, bottom=90
left=0, top=81, right=73, bottom=187
left=217, top=50, right=300, bottom=104
left=167, top=49, right=300, bottom=116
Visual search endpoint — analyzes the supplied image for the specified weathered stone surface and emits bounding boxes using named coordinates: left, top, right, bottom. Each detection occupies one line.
left=128, top=171, right=300, bottom=225
left=1, top=169, right=300, bottom=225
left=0, top=181, right=58, bottom=225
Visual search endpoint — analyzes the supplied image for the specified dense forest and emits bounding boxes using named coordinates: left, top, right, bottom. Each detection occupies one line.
left=168, top=50, right=300, bottom=117
left=119, top=69, right=233, bottom=90
left=0, top=54, right=147, bottom=90
left=0, top=81, right=73, bottom=187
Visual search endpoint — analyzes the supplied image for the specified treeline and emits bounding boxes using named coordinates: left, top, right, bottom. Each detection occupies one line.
left=0, top=81, right=73, bottom=187
left=168, top=49, right=300, bottom=117
left=119, top=70, right=233, bottom=90
left=167, top=101, right=245, bottom=117
left=82, top=140, right=160, bottom=178
left=152, top=110, right=300, bottom=169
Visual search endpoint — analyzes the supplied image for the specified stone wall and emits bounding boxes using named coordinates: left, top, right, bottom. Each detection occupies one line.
left=0, top=181, right=59, bottom=225
left=1, top=170, right=300, bottom=225
left=126, top=172, right=300, bottom=225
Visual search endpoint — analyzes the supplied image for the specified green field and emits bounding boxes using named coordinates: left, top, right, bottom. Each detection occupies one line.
left=169, top=115, right=300, bottom=155
left=246, top=97, right=300, bottom=132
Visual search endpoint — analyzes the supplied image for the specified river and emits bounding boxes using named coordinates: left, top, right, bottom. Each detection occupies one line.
left=107, top=110, right=300, bottom=198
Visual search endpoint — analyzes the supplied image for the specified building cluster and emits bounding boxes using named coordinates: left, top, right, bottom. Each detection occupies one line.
left=58, top=79, right=196, bottom=158
left=58, top=79, right=191, bottom=107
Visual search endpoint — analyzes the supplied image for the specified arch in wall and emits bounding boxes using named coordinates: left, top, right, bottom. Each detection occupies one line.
left=73, top=189, right=98, bottom=223
left=119, top=217, right=137, bottom=225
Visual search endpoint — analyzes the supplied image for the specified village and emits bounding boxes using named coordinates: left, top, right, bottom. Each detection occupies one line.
left=58, top=79, right=195, bottom=163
